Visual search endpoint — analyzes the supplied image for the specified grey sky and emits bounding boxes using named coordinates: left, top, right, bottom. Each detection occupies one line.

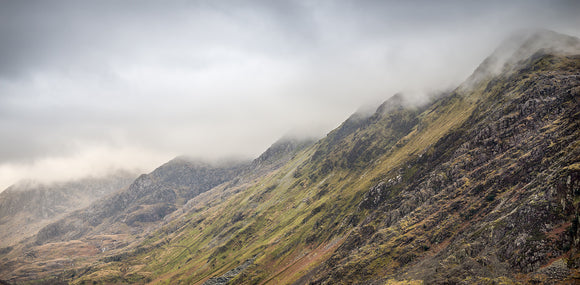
left=1, top=0, right=579, bottom=190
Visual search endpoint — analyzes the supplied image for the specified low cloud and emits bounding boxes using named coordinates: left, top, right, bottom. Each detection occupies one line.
left=0, top=143, right=170, bottom=191
left=0, top=0, right=579, bottom=190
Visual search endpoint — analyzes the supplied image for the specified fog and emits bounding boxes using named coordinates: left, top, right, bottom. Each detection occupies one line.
left=1, top=0, right=579, bottom=190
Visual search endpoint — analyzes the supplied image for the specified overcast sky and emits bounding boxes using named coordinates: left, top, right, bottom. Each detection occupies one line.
left=0, top=0, right=579, bottom=190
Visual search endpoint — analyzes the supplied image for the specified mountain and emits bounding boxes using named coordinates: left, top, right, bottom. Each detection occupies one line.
left=1, top=30, right=579, bottom=284
left=0, top=171, right=137, bottom=247
left=0, top=136, right=313, bottom=283
left=33, top=158, right=250, bottom=245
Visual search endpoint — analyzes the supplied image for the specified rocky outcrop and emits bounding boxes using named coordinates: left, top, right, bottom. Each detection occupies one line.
left=202, top=257, right=255, bottom=285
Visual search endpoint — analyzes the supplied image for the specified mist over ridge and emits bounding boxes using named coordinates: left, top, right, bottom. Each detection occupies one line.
left=0, top=0, right=579, bottom=190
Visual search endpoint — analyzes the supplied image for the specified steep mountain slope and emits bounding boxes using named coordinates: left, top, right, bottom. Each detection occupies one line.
left=307, top=41, right=580, bottom=285
left=60, top=30, right=579, bottom=285
left=0, top=172, right=137, bottom=247
left=1, top=30, right=579, bottom=285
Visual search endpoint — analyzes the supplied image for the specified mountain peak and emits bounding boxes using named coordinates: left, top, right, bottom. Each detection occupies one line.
left=376, top=93, right=405, bottom=115
left=252, top=136, right=315, bottom=168
left=467, top=29, right=580, bottom=85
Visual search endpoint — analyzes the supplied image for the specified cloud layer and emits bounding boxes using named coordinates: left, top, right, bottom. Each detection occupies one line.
left=1, top=0, right=579, bottom=190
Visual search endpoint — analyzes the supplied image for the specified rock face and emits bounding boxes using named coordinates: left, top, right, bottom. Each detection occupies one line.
left=202, top=257, right=255, bottom=285
left=0, top=172, right=136, bottom=247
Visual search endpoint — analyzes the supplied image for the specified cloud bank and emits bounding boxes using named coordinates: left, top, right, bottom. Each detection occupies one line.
left=1, top=0, right=579, bottom=190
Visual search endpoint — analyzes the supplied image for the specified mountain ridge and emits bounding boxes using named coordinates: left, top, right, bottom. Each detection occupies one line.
left=0, top=30, right=579, bottom=284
